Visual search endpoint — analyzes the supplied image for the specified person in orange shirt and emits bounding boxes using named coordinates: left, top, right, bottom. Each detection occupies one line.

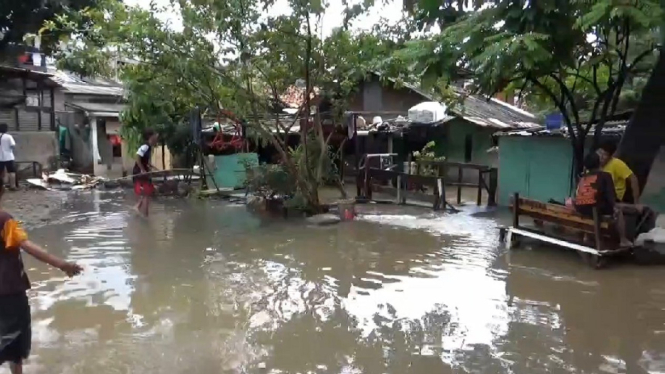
left=0, top=186, right=82, bottom=374
left=573, top=152, right=631, bottom=247
left=596, top=140, right=641, bottom=206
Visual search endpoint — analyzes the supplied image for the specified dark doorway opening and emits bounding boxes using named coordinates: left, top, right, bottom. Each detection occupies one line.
left=464, top=134, right=473, bottom=162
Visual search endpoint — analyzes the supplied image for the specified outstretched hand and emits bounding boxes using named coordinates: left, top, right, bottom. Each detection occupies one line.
left=60, top=262, right=83, bottom=277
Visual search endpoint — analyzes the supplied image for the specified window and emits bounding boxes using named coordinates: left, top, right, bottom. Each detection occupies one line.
left=25, top=92, right=40, bottom=107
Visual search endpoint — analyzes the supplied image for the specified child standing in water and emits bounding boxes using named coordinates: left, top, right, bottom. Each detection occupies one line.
left=132, top=129, right=159, bottom=217
left=0, top=185, right=82, bottom=374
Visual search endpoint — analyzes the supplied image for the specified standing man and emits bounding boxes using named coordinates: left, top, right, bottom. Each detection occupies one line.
left=596, top=140, right=641, bottom=206
left=0, top=124, right=16, bottom=190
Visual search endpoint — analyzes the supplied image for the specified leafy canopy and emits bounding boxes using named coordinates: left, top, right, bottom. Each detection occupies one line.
left=0, top=0, right=104, bottom=61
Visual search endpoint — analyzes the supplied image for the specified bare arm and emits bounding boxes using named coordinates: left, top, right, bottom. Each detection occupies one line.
left=629, top=174, right=640, bottom=204
left=135, top=154, right=147, bottom=173
left=21, top=240, right=82, bottom=277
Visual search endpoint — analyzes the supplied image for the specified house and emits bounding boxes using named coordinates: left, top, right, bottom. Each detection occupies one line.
left=51, top=69, right=173, bottom=177
left=0, top=65, right=61, bottom=171
left=493, top=119, right=665, bottom=213
left=344, top=72, right=539, bottom=176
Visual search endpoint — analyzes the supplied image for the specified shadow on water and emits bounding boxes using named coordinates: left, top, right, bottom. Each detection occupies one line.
left=4, top=192, right=665, bottom=373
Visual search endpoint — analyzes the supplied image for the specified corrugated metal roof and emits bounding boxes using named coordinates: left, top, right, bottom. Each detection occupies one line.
left=67, top=101, right=126, bottom=116
left=494, top=120, right=628, bottom=138
left=48, top=68, right=124, bottom=96
left=368, top=72, right=537, bottom=130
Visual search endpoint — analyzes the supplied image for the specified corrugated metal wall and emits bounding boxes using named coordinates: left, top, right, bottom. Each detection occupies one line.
left=498, top=136, right=574, bottom=205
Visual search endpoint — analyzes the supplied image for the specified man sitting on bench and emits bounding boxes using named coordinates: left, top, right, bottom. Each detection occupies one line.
left=573, top=152, right=632, bottom=248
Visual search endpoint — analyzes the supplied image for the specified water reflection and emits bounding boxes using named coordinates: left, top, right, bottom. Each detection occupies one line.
left=3, top=192, right=665, bottom=373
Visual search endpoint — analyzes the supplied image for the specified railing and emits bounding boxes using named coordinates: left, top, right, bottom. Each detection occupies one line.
left=355, top=155, right=498, bottom=209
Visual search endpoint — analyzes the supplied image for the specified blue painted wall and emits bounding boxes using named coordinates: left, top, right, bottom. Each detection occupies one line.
left=498, top=136, right=575, bottom=205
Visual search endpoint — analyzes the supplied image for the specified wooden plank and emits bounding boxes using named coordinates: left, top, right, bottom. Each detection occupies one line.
left=516, top=204, right=612, bottom=229
left=447, top=182, right=479, bottom=188
left=416, top=159, right=491, bottom=171
left=508, top=228, right=604, bottom=255
left=368, top=168, right=439, bottom=185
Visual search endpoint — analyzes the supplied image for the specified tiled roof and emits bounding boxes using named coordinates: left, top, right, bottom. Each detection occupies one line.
left=279, top=85, right=320, bottom=108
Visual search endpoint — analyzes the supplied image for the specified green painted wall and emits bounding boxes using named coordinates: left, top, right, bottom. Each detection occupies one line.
left=206, top=153, right=259, bottom=189
left=497, top=136, right=575, bottom=205
left=441, top=119, right=495, bottom=164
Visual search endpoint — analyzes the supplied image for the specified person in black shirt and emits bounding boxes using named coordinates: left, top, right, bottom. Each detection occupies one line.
left=573, top=152, right=631, bottom=247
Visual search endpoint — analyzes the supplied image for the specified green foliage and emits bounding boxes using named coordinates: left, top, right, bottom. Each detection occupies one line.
left=0, top=0, right=104, bottom=61
left=244, top=163, right=297, bottom=200
left=397, top=0, right=662, bottom=172
left=46, top=0, right=396, bottom=212
left=413, top=141, right=445, bottom=176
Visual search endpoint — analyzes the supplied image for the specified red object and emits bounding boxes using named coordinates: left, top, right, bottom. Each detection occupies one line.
left=207, top=110, right=246, bottom=152
left=344, top=210, right=355, bottom=220
left=109, top=134, right=122, bottom=146
left=134, top=180, right=155, bottom=196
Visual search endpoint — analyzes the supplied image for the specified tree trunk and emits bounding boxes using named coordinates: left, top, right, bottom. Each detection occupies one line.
left=616, top=49, right=665, bottom=191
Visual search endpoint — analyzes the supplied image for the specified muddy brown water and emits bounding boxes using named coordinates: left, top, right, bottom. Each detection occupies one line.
left=3, top=191, right=665, bottom=373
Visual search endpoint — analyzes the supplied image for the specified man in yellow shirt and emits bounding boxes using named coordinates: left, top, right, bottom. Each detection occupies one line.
left=596, top=141, right=641, bottom=206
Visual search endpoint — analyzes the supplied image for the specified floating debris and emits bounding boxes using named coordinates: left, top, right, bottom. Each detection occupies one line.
left=26, top=169, right=104, bottom=191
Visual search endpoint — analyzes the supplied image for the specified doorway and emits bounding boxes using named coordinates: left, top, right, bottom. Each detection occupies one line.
left=464, top=134, right=473, bottom=162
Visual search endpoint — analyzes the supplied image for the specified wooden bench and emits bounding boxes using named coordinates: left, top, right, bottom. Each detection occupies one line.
left=509, top=193, right=624, bottom=267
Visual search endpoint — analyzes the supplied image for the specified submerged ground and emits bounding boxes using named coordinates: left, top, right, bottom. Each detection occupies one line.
left=1, top=190, right=665, bottom=374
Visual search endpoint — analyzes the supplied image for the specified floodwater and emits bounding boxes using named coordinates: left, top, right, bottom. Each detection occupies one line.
left=4, top=191, right=665, bottom=374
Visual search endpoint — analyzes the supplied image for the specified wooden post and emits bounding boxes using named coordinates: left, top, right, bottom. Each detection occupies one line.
left=440, top=178, right=446, bottom=211
left=457, top=167, right=463, bottom=204
left=353, top=113, right=360, bottom=197
left=592, top=207, right=603, bottom=252
left=396, top=175, right=402, bottom=204
left=364, top=160, right=371, bottom=200
left=401, top=172, right=407, bottom=204
left=339, top=143, right=345, bottom=183
left=512, top=193, right=520, bottom=228
left=488, top=168, right=498, bottom=206
left=50, top=86, right=55, bottom=130
left=476, top=170, right=483, bottom=206
left=437, top=178, right=444, bottom=210
left=37, top=80, right=42, bottom=130
left=433, top=178, right=440, bottom=210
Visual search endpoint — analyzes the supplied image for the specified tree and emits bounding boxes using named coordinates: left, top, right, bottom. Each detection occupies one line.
left=616, top=0, right=665, bottom=189
left=47, top=0, right=391, bottom=212
left=0, top=0, right=103, bottom=61
left=396, top=0, right=661, bottom=175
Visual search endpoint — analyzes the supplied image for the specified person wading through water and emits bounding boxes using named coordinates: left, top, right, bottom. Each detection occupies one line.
left=0, top=184, right=83, bottom=374
left=132, top=129, right=159, bottom=217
